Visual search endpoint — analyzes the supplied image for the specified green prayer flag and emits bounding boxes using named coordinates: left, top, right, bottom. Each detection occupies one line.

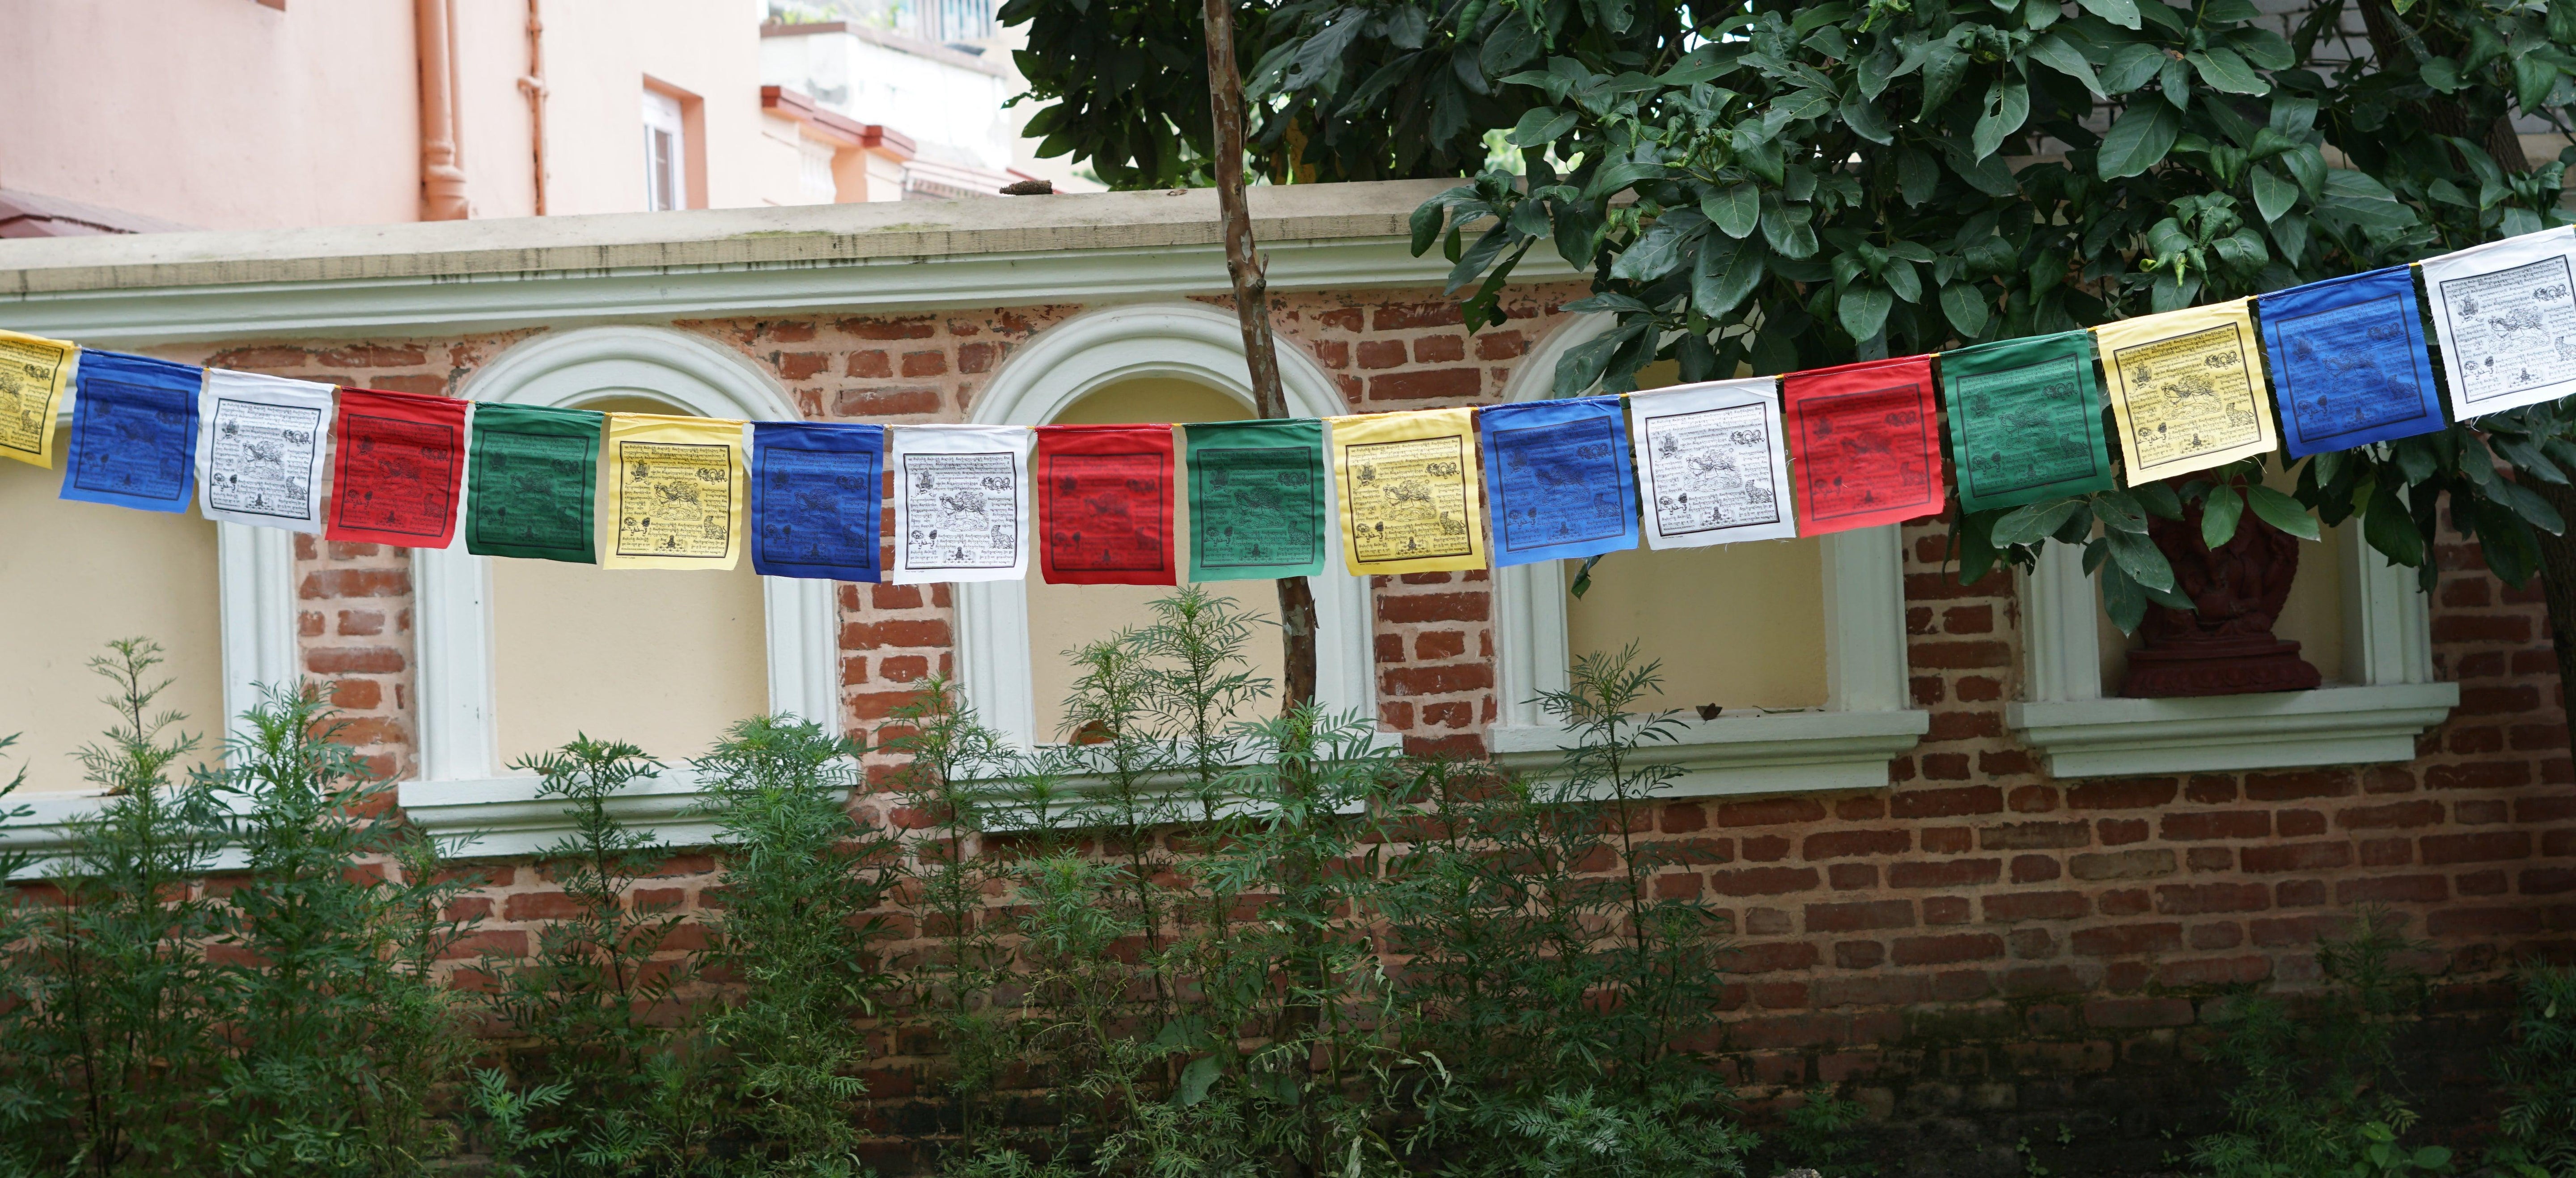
left=1940, top=330, right=2114, bottom=513
left=1183, top=418, right=1328, bottom=581
left=466, top=403, right=602, bottom=564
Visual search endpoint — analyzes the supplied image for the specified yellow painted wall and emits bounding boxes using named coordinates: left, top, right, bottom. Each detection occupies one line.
left=1564, top=540, right=1829, bottom=712
left=1026, top=378, right=1287, bottom=739
left=0, top=430, right=224, bottom=792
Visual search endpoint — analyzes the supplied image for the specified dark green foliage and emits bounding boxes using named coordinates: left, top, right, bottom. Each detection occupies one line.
left=0, top=640, right=225, bottom=1177
left=199, top=685, right=479, bottom=1177
left=2491, top=965, right=2576, bottom=1178
left=2192, top=910, right=2453, bottom=1178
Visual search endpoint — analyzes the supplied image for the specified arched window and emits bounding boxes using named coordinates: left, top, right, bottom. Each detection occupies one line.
left=403, top=326, right=833, bottom=853
left=959, top=302, right=1376, bottom=749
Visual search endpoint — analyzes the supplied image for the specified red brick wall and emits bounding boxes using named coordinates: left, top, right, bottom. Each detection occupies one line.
left=153, top=285, right=2575, bottom=1168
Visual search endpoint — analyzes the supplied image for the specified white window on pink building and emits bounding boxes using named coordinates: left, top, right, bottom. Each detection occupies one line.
left=642, top=89, right=686, bottom=212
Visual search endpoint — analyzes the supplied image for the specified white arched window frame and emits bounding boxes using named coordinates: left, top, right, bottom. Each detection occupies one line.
left=1487, top=314, right=1929, bottom=796
left=959, top=301, right=1377, bottom=750
left=398, top=326, right=833, bottom=854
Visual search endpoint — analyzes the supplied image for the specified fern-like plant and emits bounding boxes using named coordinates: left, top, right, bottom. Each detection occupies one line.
left=2491, top=965, right=2576, bottom=1178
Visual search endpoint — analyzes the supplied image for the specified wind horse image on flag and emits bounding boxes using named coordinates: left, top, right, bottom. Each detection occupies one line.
left=602, top=412, right=749, bottom=571
left=2257, top=265, right=2445, bottom=458
left=1036, top=423, right=1177, bottom=586
left=1938, top=330, right=2114, bottom=513
left=0, top=328, right=75, bottom=469
left=466, top=402, right=602, bottom=564
left=889, top=424, right=1034, bottom=585
left=196, top=369, right=334, bottom=533
left=2418, top=223, right=2576, bottom=420
left=2094, top=298, right=2279, bottom=481
left=1781, top=355, right=1944, bottom=534
left=59, top=351, right=202, bottom=513
left=1624, top=377, right=1798, bottom=547
left=749, top=420, right=886, bottom=583
left=326, top=387, right=469, bottom=548
left=1330, top=407, right=1488, bottom=576
left=1183, top=417, right=1328, bottom=581
left=1478, top=396, right=1637, bottom=566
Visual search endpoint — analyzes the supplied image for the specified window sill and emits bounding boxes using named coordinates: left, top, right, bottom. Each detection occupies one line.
left=2004, top=682, right=2459, bottom=779
left=397, top=771, right=720, bottom=860
left=1488, top=709, right=1931, bottom=797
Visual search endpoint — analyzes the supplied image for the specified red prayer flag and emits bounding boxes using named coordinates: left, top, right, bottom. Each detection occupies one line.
left=1780, top=355, right=1945, bottom=535
left=325, top=387, right=470, bottom=548
left=1035, top=424, right=1177, bottom=586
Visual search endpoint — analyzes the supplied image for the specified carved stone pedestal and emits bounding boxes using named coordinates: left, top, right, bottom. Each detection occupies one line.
left=2118, top=485, right=2321, bottom=699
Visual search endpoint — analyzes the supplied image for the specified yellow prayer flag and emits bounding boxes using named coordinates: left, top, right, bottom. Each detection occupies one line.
left=2093, top=298, right=2280, bottom=482
left=0, top=329, right=77, bottom=468
left=599, top=412, right=750, bottom=570
left=1330, top=407, right=1488, bottom=576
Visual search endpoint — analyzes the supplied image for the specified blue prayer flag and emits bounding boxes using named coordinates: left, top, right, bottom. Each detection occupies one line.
left=1478, top=396, right=1639, bottom=568
left=750, top=421, right=886, bottom=582
left=59, top=351, right=202, bottom=513
left=2256, top=265, right=2445, bottom=458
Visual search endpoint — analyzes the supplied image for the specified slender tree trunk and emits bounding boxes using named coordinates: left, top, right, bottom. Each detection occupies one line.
left=1199, top=0, right=1320, bottom=712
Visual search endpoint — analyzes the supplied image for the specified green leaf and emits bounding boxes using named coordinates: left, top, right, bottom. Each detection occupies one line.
left=1840, top=90, right=1895, bottom=144
left=1972, top=81, right=2030, bottom=160
left=2078, top=0, right=2141, bottom=29
left=1694, top=232, right=1767, bottom=314
left=1838, top=284, right=1894, bottom=342
left=1992, top=498, right=2085, bottom=546
left=1760, top=198, right=1818, bottom=258
left=1610, top=214, right=1704, bottom=281
left=1444, top=222, right=1516, bottom=294
left=2244, top=484, right=2321, bottom=540
left=2133, top=480, right=2184, bottom=519
left=1920, top=42, right=1969, bottom=117
left=2104, top=528, right=2176, bottom=591
left=2095, top=490, right=2148, bottom=534
left=2419, top=55, right=2462, bottom=94
left=2027, top=34, right=2108, bottom=98
left=2101, top=43, right=2165, bottom=94
left=2100, top=557, right=2150, bottom=633
left=2364, top=479, right=2426, bottom=567
left=1409, top=193, right=1460, bottom=257
left=2201, top=484, right=2244, bottom=548
left=1885, top=260, right=1922, bottom=304
left=2250, top=165, right=2296, bottom=223
left=1508, top=106, right=1577, bottom=148
left=1940, top=282, right=1992, bottom=337
left=1177, top=1055, right=1220, bottom=1106
left=1704, top=182, right=1761, bottom=238
left=2097, top=102, right=2180, bottom=178
left=2187, top=47, right=2269, bottom=94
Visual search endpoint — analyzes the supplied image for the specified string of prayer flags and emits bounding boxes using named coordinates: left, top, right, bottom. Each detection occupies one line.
left=2095, top=298, right=2278, bottom=482
left=0, top=328, right=77, bottom=468
left=602, top=412, right=748, bottom=570
left=1625, top=378, right=1798, bottom=547
left=748, top=421, right=886, bottom=583
left=466, top=403, right=602, bottom=564
left=1330, top=407, right=1488, bottom=576
left=890, top=424, right=1033, bottom=584
left=1035, top=424, right=1177, bottom=586
left=2418, top=223, right=2576, bottom=420
left=1478, top=396, right=1637, bottom=566
left=197, top=370, right=333, bottom=532
left=1939, top=331, right=2114, bottom=513
left=325, top=387, right=468, bottom=547
left=1182, top=418, right=1329, bottom=581
left=1781, top=355, right=1944, bottom=534
left=59, top=351, right=201, bottom=513
left=2256, top=266, right=2445, bottom=458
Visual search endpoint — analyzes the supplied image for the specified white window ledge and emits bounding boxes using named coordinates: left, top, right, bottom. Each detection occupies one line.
left=1490, top=709, right=1931, bottom=797
left=398, top=771, right=721, bottom=860
left=1, top=790, right=257, bottom=878
left=2006, top=682, right=2459, bottom=779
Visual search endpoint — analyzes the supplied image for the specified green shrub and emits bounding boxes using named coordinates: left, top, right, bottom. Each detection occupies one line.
left=2491, top=965, right=2576, bottom=1178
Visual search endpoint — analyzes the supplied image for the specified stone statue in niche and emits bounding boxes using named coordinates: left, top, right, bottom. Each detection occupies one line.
left=2119, top=483, right=2321, bottom=698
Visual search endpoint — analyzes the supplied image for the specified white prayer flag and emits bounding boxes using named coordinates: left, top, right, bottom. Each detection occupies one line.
left=2419, top=224, right=2576, bottom=420
left=1624, top=377, right=1799, bottom=548
left=889, top=424, right=1034, bottom=584
left=196, top=370, right=334, bottom=533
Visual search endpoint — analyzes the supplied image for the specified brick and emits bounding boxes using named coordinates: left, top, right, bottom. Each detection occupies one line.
left=1921, top=826, right=1974, bottom=853
left=1919, top=754, right=1971, bottom=779
left=2435, top=615, right=2531, bottom=644
left=1910, top=640, right=2009, bottom=670
left=2068, top=849, right=2177, bottom=881
left=1891, top=786, right=2001, bottom=819
left=1731, top=941, right=1821, bottom=973
left=1413, top=335, right=1465, bottom=363
left=843, top=619, right=953, bottom=648
left=1741, top=835, right=1791, bottom=862
left=1979, top=821, right=2088, bottom=850
left=1659, top=803, right=1707, bottom=834
left=2068, top=778, right=2179, bottom=809
left=2460, top=869, right=2510, bottom=896
left=1413, top=631, right=1466, bottom=660
left=1371, top=301, right=1465, bottom=330
left=1369, top=369, right=1481, bottom=401
left=326, top=678, right=381, bottom=710
left=1829, top=862, right=1878, bottom=890
left=1984, top=891, right=2087, bottom=921
left=1816, top=974, right=1929, bottom=1007
left=1834, top=940, right=1886, bottom=969
left=2154, top=883, right=2270, bottom=915
left=1707, top=867, right=1820, bottom=896
left=2333, top=875, right=2448, bottom=904
left=300, top=569, right=409, bottom=598
left=1891, top=933, right=2004, bottom=966
left=1356, top=339, right=1407, bottom=369
left=839, top=315, right=936, bottom=339
left=2338, top=801, right=2444, bottom=830
left=1806, top=900, right=1915, bottom=932
left=1923, top=896, right=1971, bottom=924
left=2097, top=818, right=2149, bottom=845
left=2275, top=879, right=2327, bottom=906
left=2011, top=854, right=2062, bottom=883
left=2428, top=907, right=2542, bottom=936
left=2186, top=846, right=2235, bottom=872
left=833, top=387, right=941, bottom=416
left=2458, top=799, right=2510, bottom=824
left=2240, top=842, right=2353, bottom=873
left=2155, top=956, right=2269, bottom=988
left=307, top=647, right=404, bottom=675
left=2185, top=776, right=2238, bottom=804
left=1889, top=859, right=2001, bottom=889
left=2427, top=762, right=2532, bottom=791
left=1927, top=711, right=2002, bottom=741
left=2423, top=832, right=2533, bottom=865
left=2242, top=770, right=2356, bottom=801
left=336, top=609, right=386, bottom=636
left=1381, top=664, right=1493, bottom=696
left=1720, top=797, right=1829, bottom=827
left=503, top=891, right=585, bottom=921
left=958, top=341, right=999, bottom=373
left=1806, top=829, right=1910, bottom=858
left=1379, top=592, right=1489, bottom=624
left=2525, top=868, right=2576, bottom=895
left=2161, top=811, right=2270, bottom=840
left=1957, top=676, right=2003, bottom=702
left=2071, top=924, right=2183, bottom=957
left=1474, top=331, right=1527, bottom=360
